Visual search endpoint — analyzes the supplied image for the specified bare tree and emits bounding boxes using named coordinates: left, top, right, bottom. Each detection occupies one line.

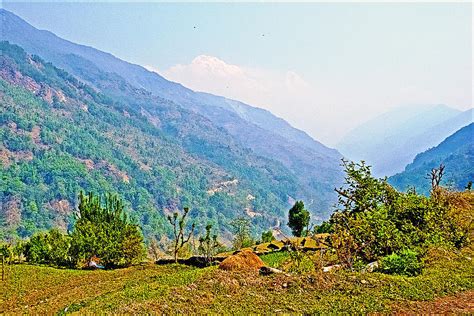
left=167, top=207, right=195, bottom=263
left=428, top=164, right=445, bottom=189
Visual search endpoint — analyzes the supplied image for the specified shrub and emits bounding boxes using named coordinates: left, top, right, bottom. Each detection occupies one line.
left=24, top=229, right=71, bottom=266
left=198, top=223, right=221, bottom=264
left=261, top=230, right=275, bottom=243
left=330, top=160, right=472, bottom=265
left=314, top=221, right=332, bottom=234
left=380, top=249, right=422, bottom=276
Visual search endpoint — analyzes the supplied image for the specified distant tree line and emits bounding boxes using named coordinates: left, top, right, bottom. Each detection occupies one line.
left=1, top=160, right=471, bottom=276
left=1, top=192, right=146, bottom=268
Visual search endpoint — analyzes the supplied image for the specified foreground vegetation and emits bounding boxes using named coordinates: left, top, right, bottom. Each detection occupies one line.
left=1, top=244, right=472, bottom=314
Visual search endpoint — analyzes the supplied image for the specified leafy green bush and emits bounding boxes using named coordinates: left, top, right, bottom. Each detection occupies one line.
left=380, top=249, right=422, bottom=276
left=198, top=223, right=221, bottom=263
left=261, top=230, right=275, bottom=243
left=314, top=221, right=333, bottom=234
left=330, top=160, right=471, bottom=265
left=24, top=229, right=72, bottom=266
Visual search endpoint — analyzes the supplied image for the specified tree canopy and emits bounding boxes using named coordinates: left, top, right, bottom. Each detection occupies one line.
left=288, top=201, right=310, bottom=237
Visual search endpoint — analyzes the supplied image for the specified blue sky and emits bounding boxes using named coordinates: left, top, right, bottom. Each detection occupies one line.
left=4, top=2, right=472, bottom=144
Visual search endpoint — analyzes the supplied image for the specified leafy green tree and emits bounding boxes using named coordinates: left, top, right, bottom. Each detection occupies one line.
left=288, top=201, right=310, bottom=237
left=334, top=160, right=397, bottom=214
left=12, top=241, right=26, bottom=263
left=0, top=243, right=12, bottom=263
left=69, top=192, right=145, bottom=268
left=167, top=207, right=195, bottom=263
left=261, top=230, right=275, bottom=243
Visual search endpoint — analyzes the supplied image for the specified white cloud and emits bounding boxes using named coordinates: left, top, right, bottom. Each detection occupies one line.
left=146, top=56, right=344, bottom=144
left=150, top=55, right=313, bottom=109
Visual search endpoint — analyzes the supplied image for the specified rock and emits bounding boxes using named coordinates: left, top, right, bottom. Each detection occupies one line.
left=364, top=261, right=379, bottom=273
left=322, top=264, right=341, bottom=272
left=218, top=250, right=265, bottom=271
left=259, top=266, right=285, bottom=275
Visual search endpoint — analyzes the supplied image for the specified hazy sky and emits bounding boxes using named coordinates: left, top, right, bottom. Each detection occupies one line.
left=4, top=2, right=472, bottom=145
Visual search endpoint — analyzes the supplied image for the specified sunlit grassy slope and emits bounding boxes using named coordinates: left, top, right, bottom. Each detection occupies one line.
left=1, top=246, right=472, bottom=314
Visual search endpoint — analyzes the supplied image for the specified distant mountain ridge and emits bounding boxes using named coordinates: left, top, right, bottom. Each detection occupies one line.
left=337, top=104, right=472, bottom=177
left=0, top=41, right=310, bottom=239
left=0, top=9, right=338, bottom=154
left=389, top=123, right=474, bottom=194
left=0, top=9, right=343, bottom=215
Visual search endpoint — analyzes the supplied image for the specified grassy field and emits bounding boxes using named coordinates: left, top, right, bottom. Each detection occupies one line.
left=1, top=247, right=473, bottom=314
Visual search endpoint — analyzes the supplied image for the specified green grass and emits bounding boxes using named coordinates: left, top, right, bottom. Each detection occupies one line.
left=1, top=248, right=473, bottom=314
left=260, top=251, right=290, bottom=268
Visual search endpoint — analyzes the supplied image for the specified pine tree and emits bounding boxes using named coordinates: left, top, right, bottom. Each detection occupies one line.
left=69, top=192, right=145, bottom=268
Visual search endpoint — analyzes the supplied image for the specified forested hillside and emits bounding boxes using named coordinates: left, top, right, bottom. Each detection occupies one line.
left=389, top=123, right=474, bottom=194
left=0, top=9, right=344, bottom=215
left=0, top=42, right=314, bottom=240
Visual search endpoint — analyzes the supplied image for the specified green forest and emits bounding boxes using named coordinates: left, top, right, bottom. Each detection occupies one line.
left=0, top=41, right=304, bottom=242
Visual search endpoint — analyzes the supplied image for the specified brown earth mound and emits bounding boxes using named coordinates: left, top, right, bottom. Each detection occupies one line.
left=218, top=250, right=264, bottom=271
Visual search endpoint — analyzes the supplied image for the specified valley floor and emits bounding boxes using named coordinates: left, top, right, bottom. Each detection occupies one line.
left=1, top=248, right=473, bottom=314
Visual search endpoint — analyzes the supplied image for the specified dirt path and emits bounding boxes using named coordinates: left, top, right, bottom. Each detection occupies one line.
left=393, top=290, right=474, bottom=314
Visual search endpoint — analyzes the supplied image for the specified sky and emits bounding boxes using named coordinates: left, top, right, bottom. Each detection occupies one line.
left=3, top=2, right=472, bottom=145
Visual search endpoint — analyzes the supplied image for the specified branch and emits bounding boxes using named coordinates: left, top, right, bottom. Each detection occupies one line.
left=334, top=188, right=357, bottom=203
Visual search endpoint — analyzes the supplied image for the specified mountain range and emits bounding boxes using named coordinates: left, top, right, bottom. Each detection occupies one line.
left=337, top=104, right=473, bottom=177
left=2, top=9, right=471, bottom=242
left=389, top=123, right=473, bottom=194
left=0, top=10, right=344, bottom=240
